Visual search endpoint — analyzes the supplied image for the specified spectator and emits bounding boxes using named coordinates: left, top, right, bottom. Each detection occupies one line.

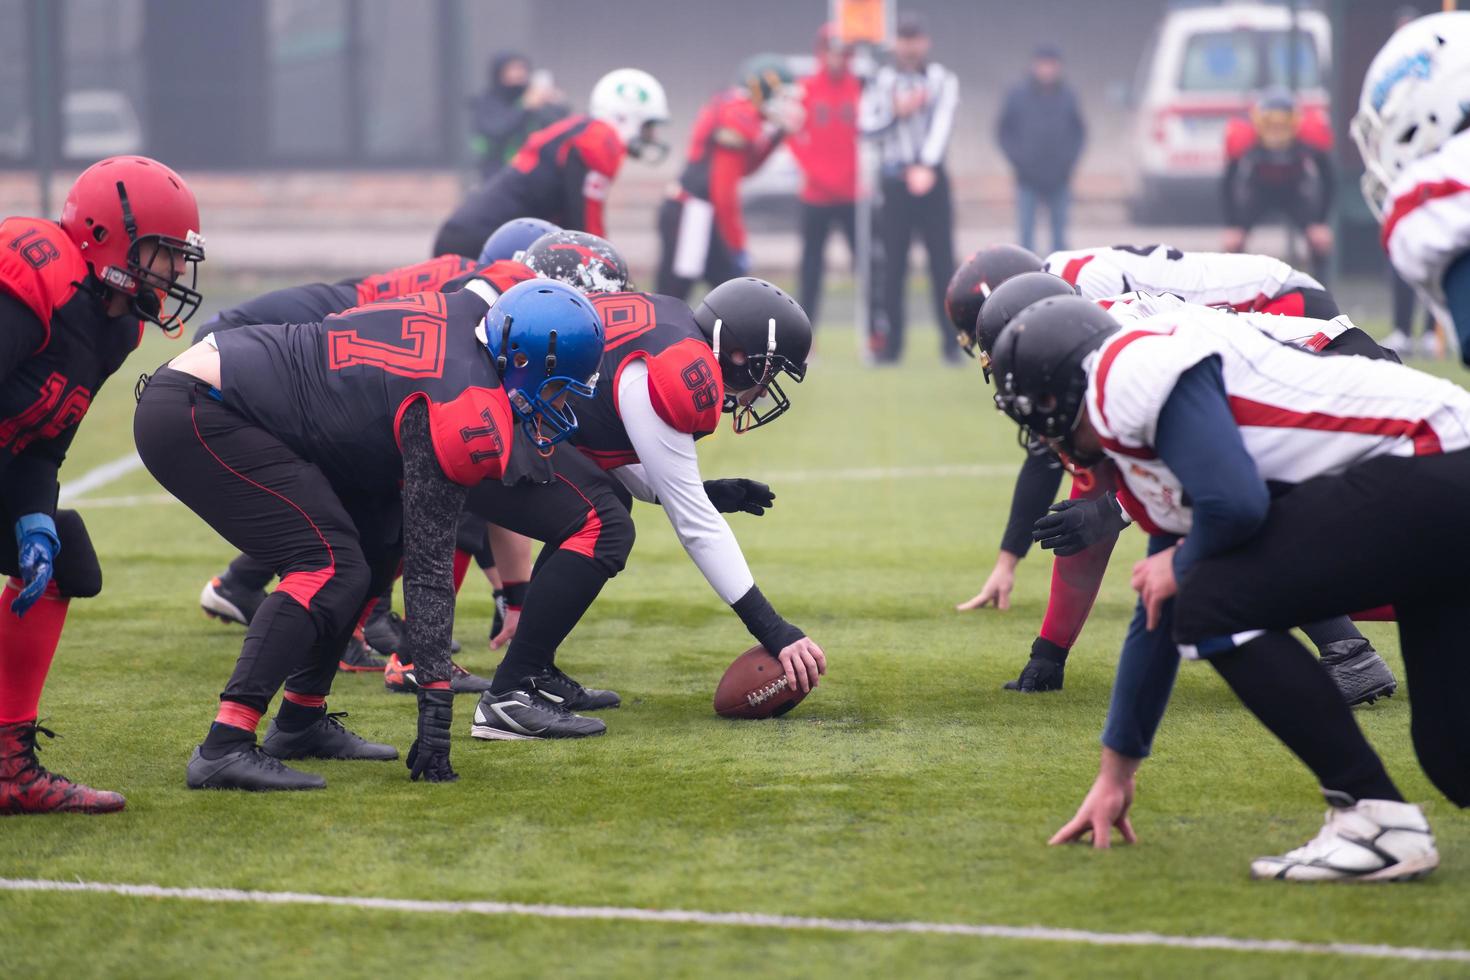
left=998, top=45, right=1086, bottom=255
left=859, top=12, right=960, bottom=364
left=1221, top=89, right=1334, bottom=283
left=788, top=24, right=861, bottom=330
left=469, top=52, right=568, bottom=181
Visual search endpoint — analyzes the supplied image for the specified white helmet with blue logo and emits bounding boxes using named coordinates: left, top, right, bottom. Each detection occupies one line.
left=1352, top=11, right=1470, bottom=219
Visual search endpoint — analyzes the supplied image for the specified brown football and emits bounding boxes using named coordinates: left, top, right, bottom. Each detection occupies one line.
left=713, top=645, right=808, bottom=719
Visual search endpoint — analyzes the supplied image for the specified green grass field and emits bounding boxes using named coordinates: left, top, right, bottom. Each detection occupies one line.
left=2, top=277, right=1467, bottom=978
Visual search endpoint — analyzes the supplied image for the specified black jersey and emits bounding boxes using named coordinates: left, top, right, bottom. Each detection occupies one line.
left=217, top=281, right=516, bottom=493
left=573, top=292, right=723, bottom=470
left=0, top=217, right=143, bottom=517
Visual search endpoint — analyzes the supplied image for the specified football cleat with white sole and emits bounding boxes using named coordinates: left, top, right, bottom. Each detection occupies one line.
left=1250, top=796, right=1438, bottom=882
left=469, top=689, right=606, bottom=741
left=526, top=666, right=621, bottom=711
left=199, top=575, right=266, bottom=627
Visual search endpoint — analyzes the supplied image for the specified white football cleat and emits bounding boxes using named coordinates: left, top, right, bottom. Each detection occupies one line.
left=1251, top=798, right=1438, bottom=882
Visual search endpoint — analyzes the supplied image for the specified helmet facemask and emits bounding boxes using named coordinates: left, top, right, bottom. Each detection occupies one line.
left=491, top=315, right=600, bottom=452
left=711, top=316, right=806, bottom=433
left=105, top=180, right=205, bottom=335
left=627, top=119, right=669, bottom=164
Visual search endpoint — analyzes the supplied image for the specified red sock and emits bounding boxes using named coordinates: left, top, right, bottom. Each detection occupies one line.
left=356, top=595, right=379, bottom=632
left=213, top=700, right=263, bottom=734
left=1039, top=472, right=1119, bottom=651
left=0, top=580, right=70, bottom=725
left=282, top=690, right=326, bottom=708
left=453, top=549, right=472, bottom=593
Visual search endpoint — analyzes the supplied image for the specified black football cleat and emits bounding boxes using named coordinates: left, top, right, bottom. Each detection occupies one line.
left=1319, top=639, right=1397, bottom=706
left=261, top=712, right=398, bottom=761
left=199, top=575, right=266, bottom=627
left=384, top=655, right=494, bottom=695
left=1003, top=655, right=1066, bottom=693
left=469, top=689, right=607, bottom=740
left=338, top=632, right=388, bottom=673
left=526, top=666, right=621, bottom=711
left=363, top=608, right=404, bottom=657
left=186, top=744, right=326, bottom=791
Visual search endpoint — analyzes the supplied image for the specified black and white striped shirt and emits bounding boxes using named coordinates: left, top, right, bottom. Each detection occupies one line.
left=859, top=61, right=959, bottom=171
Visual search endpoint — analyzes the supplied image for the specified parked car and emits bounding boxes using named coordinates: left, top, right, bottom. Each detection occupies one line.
left=1127, top=3, right=1331, bottom=222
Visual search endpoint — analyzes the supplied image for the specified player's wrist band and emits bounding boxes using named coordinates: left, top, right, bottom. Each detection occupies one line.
left=501, top=580, right=529, bottom=610
left=733, top=584, right=804, bottom=656
left=14, top=512, right=60, bottom=554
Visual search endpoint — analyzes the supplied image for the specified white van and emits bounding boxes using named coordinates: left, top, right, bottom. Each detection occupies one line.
left=1128, top=3, right=1331, bottom=220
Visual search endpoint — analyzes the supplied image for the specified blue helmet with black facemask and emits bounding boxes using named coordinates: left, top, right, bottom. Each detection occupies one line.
left=479, top=279, right=605, bottom=450
left=477, top=217, right=561, bottom=264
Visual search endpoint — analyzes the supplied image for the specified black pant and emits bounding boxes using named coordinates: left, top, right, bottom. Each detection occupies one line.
left=654, top=198, right=744, bottom=302
left=466, top=445, right=633, bottom=685
left=798, top=202, right=856, bottom=328
left=1174, top=449, right=1470, bottom=807
left=136, top=369, right=400, bottom=711
left=876, top=169, right=957, bottom=362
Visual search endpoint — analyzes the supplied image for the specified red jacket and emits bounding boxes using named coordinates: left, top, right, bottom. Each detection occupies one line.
left=677, top=91, right=780, bottom=252
left=789, top=69, right=860, bottom=205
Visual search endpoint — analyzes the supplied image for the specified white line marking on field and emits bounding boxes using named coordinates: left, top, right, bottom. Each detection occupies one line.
left=764, top=462, right=1017, bottom=484
left=1, top=878, right=1465, bottom=963
left=57, top=452, right=144, bottom=505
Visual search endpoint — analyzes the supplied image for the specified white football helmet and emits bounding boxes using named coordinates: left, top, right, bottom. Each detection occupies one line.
left=589, top=68, right=670, bottom=163
left=1352, top=12, right=1470, bottom=220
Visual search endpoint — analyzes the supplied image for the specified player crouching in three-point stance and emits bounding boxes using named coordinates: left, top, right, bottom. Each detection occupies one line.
left=990, top=294, right=1470, bottom=881
left=135, top=278, right=604, bottom=790
left=0, top=156, right=204, bottom=815
left=469, top=277, right=828, bottom=740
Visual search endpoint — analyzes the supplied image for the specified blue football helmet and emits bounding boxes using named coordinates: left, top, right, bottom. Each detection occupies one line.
left=478, top=217, right=561, bottom=264
left=480, top=279, right=605, bottom=449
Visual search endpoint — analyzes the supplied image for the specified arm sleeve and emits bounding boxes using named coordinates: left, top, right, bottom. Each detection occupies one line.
left=858, top=70, right=895, bottom=136
left=0, top=291, right=48, bottom=385
left=708, top=144, right=748, bottom=252
left=1, top=432, right=69, bottom=520
left=610, top=462, right=658, bottom=504
left=1100, top=537, right=1183, bottom=759
left=1153, top=359, right=1270, bottom=578
left=1442, top=251, right=1470, bottom=366
left=617, top=360, right=755, bottom=604
left=999, top=450, right=1065, bottom=557
left=398, top=399, right=468, bottom=686
left=920, top=69, right=958, bottom=167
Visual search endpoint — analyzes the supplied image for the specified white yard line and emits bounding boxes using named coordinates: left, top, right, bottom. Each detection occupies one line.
left=0, top=878, right=1465, bottom=964
left=56, top=452, right=144, bottom=505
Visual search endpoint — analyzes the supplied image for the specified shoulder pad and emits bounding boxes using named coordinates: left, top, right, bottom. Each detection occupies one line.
left=0, top=218, right=87, bottom=349
left=643, top=337, right=723, bottom=435
left=399, top=387, right=515, bottom=486
left=356, top=255, right=477, bottom=306
left=476, top=260, right=538, bottom=296
left=576, top=119, right=626, bottom=177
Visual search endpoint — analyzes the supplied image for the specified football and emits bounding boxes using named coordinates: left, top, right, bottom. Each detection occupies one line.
left=713, top=645, right=807, bottom=719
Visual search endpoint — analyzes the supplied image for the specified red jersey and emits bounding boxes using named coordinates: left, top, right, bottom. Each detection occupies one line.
left=788, top=69, right=860, bottom=205
left=677, top=91, right=781, bottom=251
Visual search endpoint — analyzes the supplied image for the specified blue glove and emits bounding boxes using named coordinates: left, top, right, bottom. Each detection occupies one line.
left=732, top=250, right=752, bottom=276
left=12, top=513, right=59, bottom=617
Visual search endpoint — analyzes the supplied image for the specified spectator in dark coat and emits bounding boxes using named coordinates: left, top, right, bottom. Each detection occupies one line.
left=469, top=52, right=569, bottom=181
left=997, top=46, right=1086, bottom=253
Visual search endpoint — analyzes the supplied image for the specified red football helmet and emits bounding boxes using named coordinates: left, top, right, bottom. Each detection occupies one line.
left=60, top=155, right=205, bottom=333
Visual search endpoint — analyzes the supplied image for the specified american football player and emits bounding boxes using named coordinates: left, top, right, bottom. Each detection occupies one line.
left=1, top=156, right=204, bottom=814
left=434, top=69, right=669, bottom=258
left=993, top=295, right=1470, bottom=882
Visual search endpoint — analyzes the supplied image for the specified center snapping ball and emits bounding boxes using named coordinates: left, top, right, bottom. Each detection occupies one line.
left=714, top=645, right=808, bottom=719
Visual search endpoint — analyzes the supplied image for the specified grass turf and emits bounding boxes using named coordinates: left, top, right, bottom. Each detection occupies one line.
left=1, top=276, right=1467, bottom=978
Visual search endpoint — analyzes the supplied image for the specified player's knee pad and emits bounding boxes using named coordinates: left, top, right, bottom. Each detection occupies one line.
left=560, top=501, right=634, bottom=578
left=279, top=549, right=371, bottom=637
left=52, top=509, right=102, bottom=598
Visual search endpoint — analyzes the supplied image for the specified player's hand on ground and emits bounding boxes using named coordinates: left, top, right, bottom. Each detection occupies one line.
left=777, top=637, right=826, bottom=694
left=957, top=552, right=1018, bottom=611
left=408, top=688, right=458, bottom=783
left=1130, top=546, right=1178, bottom=631
left=1049, top=749, right=1140, bottom=849
left=488, top=607, right=520, bottom=650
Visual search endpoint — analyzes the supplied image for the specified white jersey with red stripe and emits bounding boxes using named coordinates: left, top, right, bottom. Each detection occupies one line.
left=1044, top=245, right=1322, bottom=310
left=1381, top=129, right=1470, bottom=341
left=1085, top=305, right=1470, bottom=537
left=1100, top=290, right=1353, bottom=351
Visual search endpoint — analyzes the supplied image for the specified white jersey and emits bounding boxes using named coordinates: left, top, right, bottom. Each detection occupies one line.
left=1085, top=305, right=1470, bottom=537
left=1044, top=245, right=1321, bottom=310
left=1100, top=291, right=1353, bottom=351
left=1382, top=128, right=1470, bottom=343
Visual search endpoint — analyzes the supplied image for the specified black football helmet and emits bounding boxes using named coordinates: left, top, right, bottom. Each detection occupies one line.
left=974, top=272, right=1078, bottom=381
left=989, top=295, right=1117, bottom=464
left=521, top=230, right=630, bottom=295
left=693, top=277, right=812, bottom=433
left=944, top=244, right=1043, bottom=354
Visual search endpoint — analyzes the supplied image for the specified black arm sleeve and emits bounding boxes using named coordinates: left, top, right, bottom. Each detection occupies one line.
left=0, top=292, right=62, bottom=517
left=999, top=450, right=1065, bottom=558
left=732, top=584, right=805, bottom=657
left=0, top=291, right=48, bottom=384
left=398, top=399, right=468, bottom=686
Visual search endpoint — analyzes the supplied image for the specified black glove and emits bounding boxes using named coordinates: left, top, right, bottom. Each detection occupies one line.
left=1031, top=492, right=1129, bottom=557
left=407, top=688, right=458, bottom=783
left=703, top=478, right=776, bottom=516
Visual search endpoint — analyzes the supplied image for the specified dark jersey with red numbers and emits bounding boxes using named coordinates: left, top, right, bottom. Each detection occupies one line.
left=677, top=91, right=780, bottom=252
left=434, top=115, right=625, bottom=255
left=198, top=259, right=533, bottom=343
left=217, top=280, right=516, bottom=494
left=572, top=292, right=723, bottom=470
left=0, top=217, right=144, bottom=518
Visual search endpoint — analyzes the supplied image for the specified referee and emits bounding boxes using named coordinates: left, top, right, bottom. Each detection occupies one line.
left=859, top=12, right=960, bottom=364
